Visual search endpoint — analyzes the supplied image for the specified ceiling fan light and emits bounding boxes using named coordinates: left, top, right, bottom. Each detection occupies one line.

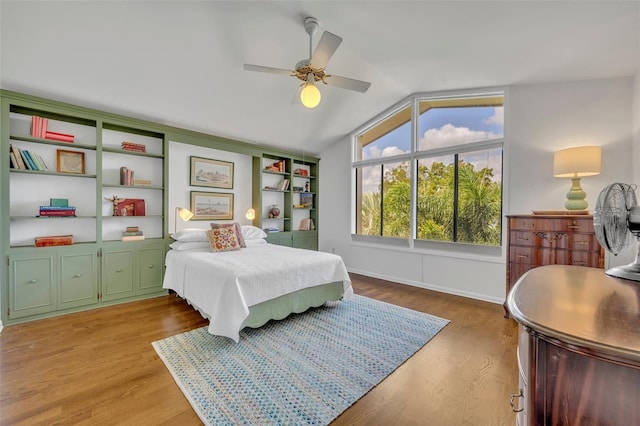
left=300, top=82, right=321, bottom=108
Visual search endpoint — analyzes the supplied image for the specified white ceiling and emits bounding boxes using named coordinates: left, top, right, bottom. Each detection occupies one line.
left=1, top=1, right=639, bottom=155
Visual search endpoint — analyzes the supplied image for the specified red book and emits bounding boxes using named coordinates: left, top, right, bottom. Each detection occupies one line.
left=115, top=198, right=145, bottom=216
left=39, top=210, right=76, bottom=216
left=45, top=131, right=74, bottom=142
left=34, top=234, right=73, bottom=247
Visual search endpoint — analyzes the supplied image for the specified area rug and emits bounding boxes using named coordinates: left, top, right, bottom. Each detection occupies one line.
left=152, top=294, right=449, bottom=425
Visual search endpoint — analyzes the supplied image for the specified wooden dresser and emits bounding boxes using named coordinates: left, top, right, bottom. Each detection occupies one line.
left=507, top=265, right=640, bottom=425
left=505, top=214, right=604, bottom=316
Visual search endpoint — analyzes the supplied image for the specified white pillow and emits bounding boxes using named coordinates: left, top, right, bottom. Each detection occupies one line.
left=171, top=228, right=209, bottom=242
left=244, top=238, right=267, bottom=246
left=241, top=225, right=268, bottom=240
left=169, top=241, right=210, bottom=251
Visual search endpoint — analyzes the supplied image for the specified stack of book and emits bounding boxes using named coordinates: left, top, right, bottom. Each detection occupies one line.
left=294, top=168, right=309, bottom=176
left=31, top=116, right=75, bottom=142
left=39, top=205, right=76, bottom=217
left=122, top=226, right=144, bottom=241
left=299, top=218, right=315, bottom=231
left=132, top=179, right=152, bottom=186
left=34, top=234, right=74, bottom=247
left=121, top=141, right=146, bottom=153
left=120, top=166, right=134, bottom=185
left=9, top=144, right=48, bottom=171
left=263, top=226, right=279, bottom=233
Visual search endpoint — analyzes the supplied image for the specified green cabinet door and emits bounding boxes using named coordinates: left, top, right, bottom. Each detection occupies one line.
left=137, top=247, right=164, bottom=295
left=10, top=254, right=56, bottom=319
left=293, top=234, right=318, bottom=250
left=59, top=252, right=98, bottom=309
left=266, top=232, right=293, bottom=247
left=102, top=250, right=135, bottom=301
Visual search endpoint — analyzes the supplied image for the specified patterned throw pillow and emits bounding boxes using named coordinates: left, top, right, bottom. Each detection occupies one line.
left=207, top=228, right=241, bottom=252
left=210, top=222, right=246, bottom=248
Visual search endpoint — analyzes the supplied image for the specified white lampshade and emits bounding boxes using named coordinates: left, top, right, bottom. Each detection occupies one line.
left=245, top=208, right=255, bottom=220
left=300, top=82, right=321, bottom=108
left=174, top=207, right=194, bottom=232
left=553, top=146, right=602, bottom=178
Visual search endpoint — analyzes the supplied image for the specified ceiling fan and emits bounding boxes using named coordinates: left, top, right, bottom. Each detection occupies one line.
left=243, top=17, right=371, bottom=108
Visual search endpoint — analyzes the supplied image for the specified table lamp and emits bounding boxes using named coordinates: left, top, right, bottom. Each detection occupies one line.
left=175, top=207, right=194, bottom=232
left=553, top=146, right=601, bottom=210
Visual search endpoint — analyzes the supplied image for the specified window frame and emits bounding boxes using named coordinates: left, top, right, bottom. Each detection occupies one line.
left=351, top=87, right=506, bottom=256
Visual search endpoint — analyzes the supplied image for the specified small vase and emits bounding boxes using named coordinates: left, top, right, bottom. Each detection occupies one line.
left=268, top=205, right=280, bottom=218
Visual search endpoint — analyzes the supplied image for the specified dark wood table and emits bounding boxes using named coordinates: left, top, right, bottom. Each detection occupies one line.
left=507, top=265, right=640, bottom=425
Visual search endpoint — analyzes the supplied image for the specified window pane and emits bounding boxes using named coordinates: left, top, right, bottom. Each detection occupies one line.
left=456, top=148, right=502, bottom=245
left=356, top=165, right=382, bottom=235
left=382, top=161, right=410, bottom=238
left=416, top=155, right=455, bottom=242
left=418, top=99, right=503, bottom=151
left=357, top=105, right=411, bottom=160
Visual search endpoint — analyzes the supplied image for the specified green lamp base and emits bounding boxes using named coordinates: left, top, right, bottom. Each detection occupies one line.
left=565, top=177, right=588, bottom=211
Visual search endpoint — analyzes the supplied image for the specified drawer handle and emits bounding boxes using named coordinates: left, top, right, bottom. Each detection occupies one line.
left=29, top=279, right=38, bottom=283
left=510, top=389, right=524, bottom=412
left=575, top=241, right=588, bottom=245
left=567, top=225, right=581, bottom=229
left=516, top=254, right=528, bottom=259
left=573, top=261, right=587, bottom=265
left=73, top=273, right=82, bottom=278
left=116, top=268, right=123, bottom=273
left=148, top=264, right=154, bottom=268
left=517, top=237, right=529, bottom=241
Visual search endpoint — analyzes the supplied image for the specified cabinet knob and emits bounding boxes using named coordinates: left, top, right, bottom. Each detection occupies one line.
left=73, top=273, right=82, bottom=278
left=116, top=268, right=123, bottom=273
left=510, top=389, right=524, bottom=412
left=148, top=264, right=154, bottom=268
left=29, top=279, right=38, bottom=283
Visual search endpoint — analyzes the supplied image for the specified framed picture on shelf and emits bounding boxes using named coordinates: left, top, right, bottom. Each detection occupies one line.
left=190, top=156, right=234, bottom=189
left=56, top=149, right=85, bottom=174
left=300, top=193, right=313, bottom=208
left=190, top=191, right=233, bottom=220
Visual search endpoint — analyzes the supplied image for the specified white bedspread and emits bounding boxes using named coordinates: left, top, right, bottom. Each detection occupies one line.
left=163, top=244, right=353, bottom=342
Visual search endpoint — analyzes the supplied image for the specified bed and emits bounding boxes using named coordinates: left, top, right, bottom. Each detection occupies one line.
left=163, top=227, right=352, bottom=342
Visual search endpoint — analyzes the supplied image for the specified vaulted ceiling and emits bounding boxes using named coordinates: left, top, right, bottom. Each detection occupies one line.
left=1, top=1, right=638, bottom=155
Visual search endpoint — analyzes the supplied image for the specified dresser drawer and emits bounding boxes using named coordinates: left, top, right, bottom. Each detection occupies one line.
left=509, top=216, right=594, bottom=233
left=510, top=246, right=568, bottom=265
left=569, top=250, right=602, bottom=267
left=569, top=233, right=600, bottom=251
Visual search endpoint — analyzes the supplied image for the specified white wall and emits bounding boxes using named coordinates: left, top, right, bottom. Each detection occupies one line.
left=319, top=77, right=634, bottom=303
left=168, top=141, right=253, bottom=234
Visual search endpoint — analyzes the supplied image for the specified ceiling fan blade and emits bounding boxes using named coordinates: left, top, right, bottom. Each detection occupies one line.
left=324, top=75, right=371, bottom=93
left=291, top=86, right=302, bottom=105
left=310, top=31, right=342, bottom=69
left=243, top=64, right=292, bottom=76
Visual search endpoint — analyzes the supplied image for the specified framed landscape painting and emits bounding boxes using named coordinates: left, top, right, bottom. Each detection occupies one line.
left=190, top=191, right=233, bottom=220
left=190, top=156, right=234, bottom=189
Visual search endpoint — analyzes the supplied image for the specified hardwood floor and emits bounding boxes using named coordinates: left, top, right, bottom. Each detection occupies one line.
left=0, top=274, right=518, bottom=425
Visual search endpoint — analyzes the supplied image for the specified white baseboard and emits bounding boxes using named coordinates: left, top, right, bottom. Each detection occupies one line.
left=347, top=267, right=504, bottom=305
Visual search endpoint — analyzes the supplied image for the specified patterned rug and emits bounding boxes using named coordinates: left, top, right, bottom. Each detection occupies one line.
left=152, top=294, right=449, bottom=426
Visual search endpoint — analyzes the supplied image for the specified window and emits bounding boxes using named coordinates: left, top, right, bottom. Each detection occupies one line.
left=353, top=91, right=504, bottom=248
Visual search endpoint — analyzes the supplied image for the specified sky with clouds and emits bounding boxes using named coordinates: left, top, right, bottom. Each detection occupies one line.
left=360, top=106, right=503, bottom=194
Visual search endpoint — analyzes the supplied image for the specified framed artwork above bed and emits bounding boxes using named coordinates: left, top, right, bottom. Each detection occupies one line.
left=190, top=156, right=234, bottom=189
left=191, top=191, right=233, bottom=220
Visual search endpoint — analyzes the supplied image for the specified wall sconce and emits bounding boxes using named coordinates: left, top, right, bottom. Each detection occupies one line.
left=245, top=208, right=256, bottom=221
left=175, top=207, right=194, bottom=232
left=553, top=146, right=602, bottom=210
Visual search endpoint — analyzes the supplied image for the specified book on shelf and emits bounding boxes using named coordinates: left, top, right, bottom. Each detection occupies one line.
left=263, top=227, right=279, bottom=233
left=120, top=166, right=135, bottom=185
left=50, top=198, right=69, bottom=207
left=299, top=218, right=315, bottom=231
left=34, top=234, right=73, bottom=247
left=20, top=149, right=36, bottom=170
left=132, top=179, right=152, bottom=186
left=38, top=211, right=76, bottom=217
left=294, top=168, right=309, bottom=176
left=9, top=151, right=18, bottom=168
left=122, top=231, right=144, bottom=236
left=126, top=226, right=140, bottom=233
left=277, top=179, right=290, bottom=190
left=40, top=205, right=76, bottom=211
left=121, top=141, right=146, bottom=152
left=30, top=116, right=49, bottom=139
left=10, top=144, right=27, bottom=169
left=44, top=131, right=74, bottom=143
left=121, top=234, right=145, bottom=241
